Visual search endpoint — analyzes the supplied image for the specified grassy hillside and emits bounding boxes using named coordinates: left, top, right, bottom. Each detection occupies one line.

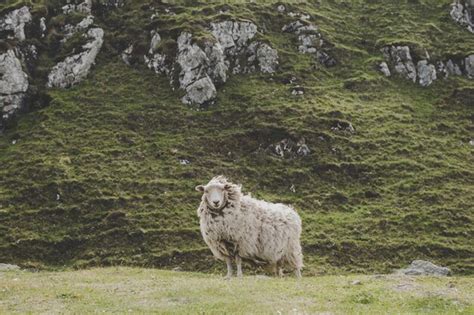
left=0, top=0, right=473, bottom=274
left=1, top=268, right=473, bottom=314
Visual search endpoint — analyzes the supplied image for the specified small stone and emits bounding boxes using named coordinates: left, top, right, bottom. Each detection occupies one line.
left=297, top=144, right=310, bottom=156
left=351, top=280, right=362, bottom=285
left=469, top=140, right=474, bottom=146
left=290, top=184, right=296, bottom=193
left=179, top=159, right=190, bottom=165
left=277, top=5, right=285, bottom=12
left=291, top=86, right=305, bottom=95
left=0, top=263, right=20, bottom=271
left=396, top=260, right=450, bottom=276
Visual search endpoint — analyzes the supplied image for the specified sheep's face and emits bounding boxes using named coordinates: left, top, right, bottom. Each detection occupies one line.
left=195, top=182, right=230, bottom=210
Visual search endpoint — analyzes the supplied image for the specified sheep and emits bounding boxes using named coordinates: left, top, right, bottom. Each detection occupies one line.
left=195, top=175, right=303, bottom=278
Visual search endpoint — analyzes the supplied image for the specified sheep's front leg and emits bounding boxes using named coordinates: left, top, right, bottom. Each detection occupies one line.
left=235, top=255, right=243, bottom=278
left=224, top=256, right=233, bottom=279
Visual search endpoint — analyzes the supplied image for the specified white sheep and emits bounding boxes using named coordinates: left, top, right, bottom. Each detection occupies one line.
left=195, top=176, right=303, bottom=278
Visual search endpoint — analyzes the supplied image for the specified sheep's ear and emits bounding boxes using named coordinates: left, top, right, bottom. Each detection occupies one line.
left=224, top=184, right=232, bottom=191
left=195, top=185, right=205, bottom=192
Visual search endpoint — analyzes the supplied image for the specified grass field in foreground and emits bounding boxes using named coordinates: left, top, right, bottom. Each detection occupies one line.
left=0, top=268, right=473, bottom=314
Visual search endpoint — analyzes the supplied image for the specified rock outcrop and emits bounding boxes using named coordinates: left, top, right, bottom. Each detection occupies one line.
left=0, top=50, right=29, bottom=129
left=380, top=45, right=473, bottom=85
left=396, top=260, right=451, bottom=276
left=450, top=0, right=474, bottom=33
left=381, top=46, right=417, bottom=83
left=47, top=28, right=104, bottom=88
left=282, top=20, right=336, bottom=67
left=0, top=6, right=32, bottom=41
left=144, top=20, right=279, bottom=105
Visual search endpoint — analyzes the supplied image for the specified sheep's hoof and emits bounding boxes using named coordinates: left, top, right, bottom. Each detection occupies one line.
left=224, top=275, right=232, bottom=280
left=236, top=273, right=243, bottom=278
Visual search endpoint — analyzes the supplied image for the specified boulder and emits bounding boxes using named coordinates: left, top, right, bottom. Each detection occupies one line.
left=382, top=46, right=417, bottom=82
left=0, top=6, right=32, bottom=41
left=396, top=260, right=450, bottom=276
left=417, top=60, right=437, bottom=86
left=450, top=0, right=474, bottom=33
left=47, top=28, right=104, bottom=88
left=0, top=50, right=29, bottom=128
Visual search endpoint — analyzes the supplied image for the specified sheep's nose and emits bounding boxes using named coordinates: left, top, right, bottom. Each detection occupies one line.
left=213, top=201, right=219, bottom=206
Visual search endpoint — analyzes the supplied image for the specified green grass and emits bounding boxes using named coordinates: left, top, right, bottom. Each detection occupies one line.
left=0, top=0, right=473, bottom=274
left=0, top=268, right=473, bottom=314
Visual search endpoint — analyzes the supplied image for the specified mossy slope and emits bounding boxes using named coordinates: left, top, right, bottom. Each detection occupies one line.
left=0, top=0, right=473, bottom=274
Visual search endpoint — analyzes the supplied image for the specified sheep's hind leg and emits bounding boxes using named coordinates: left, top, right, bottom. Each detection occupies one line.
left=224, top=256, right=233, bottom=279
left=235, top=255, right=243, bottom=278
left=294, top=268, right=302, bottom=278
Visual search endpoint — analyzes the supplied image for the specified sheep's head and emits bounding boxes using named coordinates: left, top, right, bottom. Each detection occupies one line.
left=195, top=181, right=232, bottom=210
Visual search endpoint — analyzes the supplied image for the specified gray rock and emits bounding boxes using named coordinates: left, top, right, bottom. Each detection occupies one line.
left=204, top=42, right=227, bottom=83
left=379, top=62, right=391, bottom=77
left=0, top=263, right=20, bottom=271
left=0, top=6, right=32, bottom=41
left=0, top=50, right=29, bottom=126
left=397, top=260, right=450, bottom=276
left=62, top=0, right=92, bottom=14
left=62, top=15, right=94, bottom=41
left=417, top=60, right=437, bottom=86
left=256, top=43, right=278, bottom=73
left=176, top=32, right=215, bottom=90
left=465, top=54, right=474, bottom=78
left=446, top=59, right=463, bottom=76
left=382, top=46, right=417, bottom=82
left=47, top=28, right=104, bottom=88
left=211, top=21, right=258, bottom=54
left=450, top=0, right=474, bottom=33
left=283, top=20, right=334, bottom=67
left=40, top=17, right=47, bottom=38
left=122, top=44, right=134, bottom=66
left=149, top=31, right=162, bottom=54
left=182, top=76, right=216, bottom=105
left=297, top=144, right=310, bottom=156
left=277, top=5, right=286, bottom=12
